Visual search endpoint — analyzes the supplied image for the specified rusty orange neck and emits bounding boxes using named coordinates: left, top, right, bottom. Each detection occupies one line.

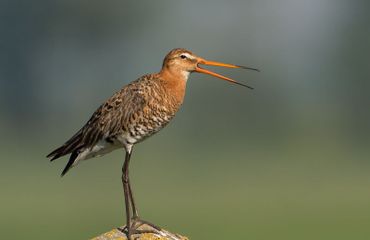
left=158, top=67, right=189, bottom=106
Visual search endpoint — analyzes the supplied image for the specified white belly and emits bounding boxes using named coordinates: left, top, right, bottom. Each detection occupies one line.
left=73, top=140, right=122, bottom=167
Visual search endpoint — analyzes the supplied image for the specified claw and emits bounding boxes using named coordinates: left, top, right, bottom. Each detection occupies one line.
left=119, top=218, right=165, bottom=240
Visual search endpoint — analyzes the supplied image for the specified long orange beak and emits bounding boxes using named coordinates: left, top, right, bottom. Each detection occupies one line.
left=195, top=58, right=259, bottom=89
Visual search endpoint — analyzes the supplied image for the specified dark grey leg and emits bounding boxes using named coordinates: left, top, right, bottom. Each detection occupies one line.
left=121, top=148, right=161, bottom=239
left=128, top=177, right=139, bottom=218
left=122, top=150, right=132, bottom=239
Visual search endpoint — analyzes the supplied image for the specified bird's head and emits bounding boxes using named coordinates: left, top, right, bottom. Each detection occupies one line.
left=161, top=48, right=259, bottom=89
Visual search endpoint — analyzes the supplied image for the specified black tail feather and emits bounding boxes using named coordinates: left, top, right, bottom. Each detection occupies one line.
left=47, top=146, right=67, bottom=161
left=47, top=141, right=81, bottom=161
left=47, top=129, right=84, bottom=176
left=47, top=130, right=83, bottom=161
left=61, top=150, right=79, bottom=177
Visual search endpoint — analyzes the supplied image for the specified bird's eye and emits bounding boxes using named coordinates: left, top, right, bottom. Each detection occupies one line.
left=180, top=54, right=187, bottom=59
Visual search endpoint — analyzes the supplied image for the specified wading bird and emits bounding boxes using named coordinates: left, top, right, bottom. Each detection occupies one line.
left=47, top=48, right=258, bottom=239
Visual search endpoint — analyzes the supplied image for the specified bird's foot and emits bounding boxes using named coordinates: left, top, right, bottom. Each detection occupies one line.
left=119, top=217, right=164, bottom=240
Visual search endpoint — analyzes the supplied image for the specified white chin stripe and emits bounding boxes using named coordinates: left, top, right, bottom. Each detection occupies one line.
left=182, top=71, right=190, bottom=79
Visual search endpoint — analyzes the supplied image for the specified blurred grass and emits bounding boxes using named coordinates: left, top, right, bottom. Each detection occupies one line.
left=1, top=132, right=370, bottom=239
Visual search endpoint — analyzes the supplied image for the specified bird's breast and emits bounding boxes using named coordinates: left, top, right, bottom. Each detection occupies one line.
left=115, top=77, right=184, bottom=148
left=118, top=112, right=174, bottom=147
left=122, top=102, right=177, bottom=146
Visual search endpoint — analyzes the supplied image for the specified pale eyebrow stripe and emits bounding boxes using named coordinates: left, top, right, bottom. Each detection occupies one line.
left=182, top=53, right=195, bottom=59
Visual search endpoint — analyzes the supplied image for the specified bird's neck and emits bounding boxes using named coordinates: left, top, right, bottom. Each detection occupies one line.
left=158, top=68, right=189, bottom=106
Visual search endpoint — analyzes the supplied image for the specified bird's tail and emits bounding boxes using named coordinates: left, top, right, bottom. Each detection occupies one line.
left=60, top=150, right=80, bottom=177
left=47, top=130, right=84, bottom=176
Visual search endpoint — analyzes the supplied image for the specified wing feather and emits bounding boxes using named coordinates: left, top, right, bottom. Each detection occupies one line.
left=47, top=76, right=153, bottom=163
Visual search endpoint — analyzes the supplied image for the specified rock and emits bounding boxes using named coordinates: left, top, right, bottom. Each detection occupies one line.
left=92, top=223, right=188, bottom=240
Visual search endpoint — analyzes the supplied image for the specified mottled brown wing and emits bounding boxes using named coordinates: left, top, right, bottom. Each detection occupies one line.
left=80, top=85, right=147, bottom=148
left=47, top=78, right=149, bottom=161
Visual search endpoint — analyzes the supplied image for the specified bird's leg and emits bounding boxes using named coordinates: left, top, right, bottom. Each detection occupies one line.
left=122, top=150, right=133, bottom=238
left=122, top=149, right=154, bottom=239
left=124, top=148, right=139, bottom=218
left=120, top=149, right=162, bottom=238
left=128, top=177, right=139, bottom=218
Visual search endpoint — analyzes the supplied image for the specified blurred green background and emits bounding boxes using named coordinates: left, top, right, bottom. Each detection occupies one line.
left=1, top=0, right=370, bottom=239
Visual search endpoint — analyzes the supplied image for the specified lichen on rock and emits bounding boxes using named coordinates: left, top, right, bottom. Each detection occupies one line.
left=92, top=223, right=188, bottom=240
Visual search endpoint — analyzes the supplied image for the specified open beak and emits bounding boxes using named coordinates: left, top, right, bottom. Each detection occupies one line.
left=195, top=58, right=259, bottom=89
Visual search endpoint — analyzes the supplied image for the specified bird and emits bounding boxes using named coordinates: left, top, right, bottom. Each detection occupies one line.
left=47, top=48, right=258, bottom=239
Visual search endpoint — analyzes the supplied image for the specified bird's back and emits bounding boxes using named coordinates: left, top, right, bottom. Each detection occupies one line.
left=47, top=73, right=184, bottom=176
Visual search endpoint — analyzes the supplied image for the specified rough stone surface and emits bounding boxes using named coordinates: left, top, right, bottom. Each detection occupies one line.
left=91, top=223, right=188, bottom=240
